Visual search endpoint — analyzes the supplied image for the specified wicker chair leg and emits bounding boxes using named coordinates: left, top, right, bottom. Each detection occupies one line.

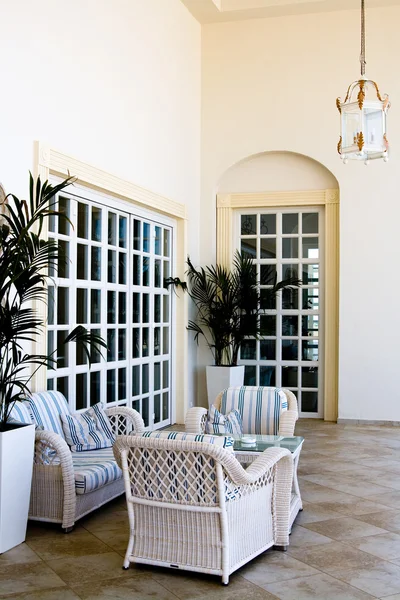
left=274, top=545, right=288, bottom=552
left=63, top=526, right=74, bottom=534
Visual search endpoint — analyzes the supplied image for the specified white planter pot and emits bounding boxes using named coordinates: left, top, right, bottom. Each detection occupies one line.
left=206, top=365, right=245, bottom=408
left=0, top=423, right=35, bottom=554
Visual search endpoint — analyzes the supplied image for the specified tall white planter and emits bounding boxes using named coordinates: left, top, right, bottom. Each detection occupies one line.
left=0, top=423, right=35, bottom=554
left=206, top=365, right=245, bottom=408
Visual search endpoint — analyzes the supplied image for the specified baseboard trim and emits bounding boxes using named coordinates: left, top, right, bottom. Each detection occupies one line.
left=337, top=418, right=400, bottom=426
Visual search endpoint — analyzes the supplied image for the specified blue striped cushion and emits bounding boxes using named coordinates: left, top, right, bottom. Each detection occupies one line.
left=8, top=401, right=34, bottom=425
left=27, top=391, right=71, bottom=439
left=205, top=405, right=243, bottom=436
left=61, top=403, right=115, bottom=452
left=220, top=386, right=288, bottom=435
left=140, top=430, right=234, bottom=451
left=72, top=448, right=122, bottom=495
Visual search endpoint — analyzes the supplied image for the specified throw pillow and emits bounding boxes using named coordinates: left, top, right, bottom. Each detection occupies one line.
left=61, top=403, right=115, bottom=452
left=205, top=405, right=243, bottom=436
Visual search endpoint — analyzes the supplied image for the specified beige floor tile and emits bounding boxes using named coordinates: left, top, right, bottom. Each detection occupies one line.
left=289, top=541, right=383, bottom=573
left=0, top=543, right=41, bottom=565
left=239, top=550, right=319, bottom=585
left=72, top=576, right=179, bottom=600
left=286, top=525, right=332, bottom=548
left=303, top=517, right=388, bottom=541
left=0, top=562, right=66, bottom=598
left=345, top=532, right=400, bottom=561
left=2, top=590, right=81, bottom=600
left=263, top=572, right=376, bottom=599
left=357, top=510, right=400, bottom=533
left=379, top=595, right=400, bottom=599
left=299, top=481, right=359, bottom=504
left=25, top=522, right=86, bottom=539
left=91, top=528, right=129, bottom=555
left=314, top=498, right=393, bottom=517
left=295, top=502, right=343, bottom=525
left=26, top=529, right=111, bottom=561
left=365, top=492, right=400, bottom=510
left=80, top=509, right=129, bottom=534
left=358, top=458, right=400, bottom=469
left=331, top=561, right=400, bottom=597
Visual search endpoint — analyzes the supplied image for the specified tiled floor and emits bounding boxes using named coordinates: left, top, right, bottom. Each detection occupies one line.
left=4, top=420, right=400, bottom=598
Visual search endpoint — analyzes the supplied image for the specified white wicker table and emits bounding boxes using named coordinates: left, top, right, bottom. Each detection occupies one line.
left=222, top=434, right=304, bottom=531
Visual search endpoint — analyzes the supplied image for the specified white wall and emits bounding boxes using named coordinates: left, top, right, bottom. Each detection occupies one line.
left=0, top=0, right=201, bottom=417
left=201, top=7, right=400, bottom=421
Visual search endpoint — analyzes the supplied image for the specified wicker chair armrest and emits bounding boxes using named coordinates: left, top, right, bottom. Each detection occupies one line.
left=278, top=410, right=298, bottom=437
left=282, top=389, right=298, bottom=414
left=105, top=406, right=145, bottom=436
left=224, top=447, right=293, bottom=486
left=185, top=407, right=208, bottom=433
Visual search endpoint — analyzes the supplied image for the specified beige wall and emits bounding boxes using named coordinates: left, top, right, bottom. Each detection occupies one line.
left=201, top=6, right=400, bottom=420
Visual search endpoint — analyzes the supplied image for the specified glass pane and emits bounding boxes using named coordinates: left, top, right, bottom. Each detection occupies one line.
left=119, top=253, right=126, bottom=285
left=76, top=339, right=87, bottom=366
left=163, top=229, right=170, bottom=257
left=142, top=397, right=149, bottom=427
left=260, top=238, right=276, bottom=259
left=241, top=214, right=256, bottom=235
left=260, top=340, right=275, bottom=360
left=154, top=394, right=161, bottom=424
left=57, top=376, right=68, bottom=400
left=78, top=203, right=88, bottom=239
left=133, top=219, right=141, bottom=251
left=142, top=364, right=149, bottom=394
left=163, top=392, right=169, bottom=420
left=260, top=214, right=276, bottom=235
left=58, top=197, right=70, bottom=235
left=163, top=295, right=169, bottom=323
left=143, top=257, right=150, bottom=286
left=118, top=368, right=126, bottom=400
left=107, top=370, right=116, bottom=403
left=241, top=239, right=256, bottom=259
left=283, top=214, right=298, bottom=234
left=302, top=315, right=319, bottom=337
left=47, top=378, right=54, bottom=390
left=282, top=366, right=298, bottom=387
left=260, top=315, right=276, bottom=335
left=76, top=373, right=87, bottom=410
left=302, top=264, right=319, bottom=285
left=163, top=327, right=169, bottom=354
left=143, top=223, right=150, bottom=252
left=92, top=207, right=102, bottom=242
left=302, top=391, right=318, bottom=412
left=132, top=328, right=140, bottom=359
left=282, top=288, right=298, bottom=310
left=303, top=237, right=319, bottom=259
left=118, top=329, right=126, bottom=360
left=132, top=365, right=140, bottom=396
left=108, top=212, right=116, bottom=245
left=260, top=289, right=276, bottom=310
left=163, top=361, right=169, bottom=388
left=57, top=288, right=69, bottom=324
left=163, top=260, right=170, bottom=280
left=90, top=329, right=101, bottom=364
left=282, top=340, right=298, bottom=360
left=155, top=226, right=162, bottom=255
left=132, top=400, right=140, bottom=413
left=91, top=290, right=101, bottom=323
left=282, top=263, right=300, bottom=280
left=108, top=250, right=116, bottom=283
left=282, top=316, right=298, bottom=336
left=90, top=371, right=100, bottom=406
left=58, top=240, right=69, bottom=278
left=282, top=238, right=298, bottom=259
left=77, top=244, right=88, bottom=280
left=57, top=331, right=68, bottom=368
left=119, top=292, right=126, bottom=324
left=143, top=294, right=149, bottom=323
left=133, top=255, right=140, bottom=286
left=302, top=289, right=319, bottom=310
left=244, top=365, right=256, bottom=386
left=142, top=328, right=149, bottom=357
left=302, top=367, right=318, bottom=388
left=47, top=331, right=54, bottom=370
left=260, top=366, right=275, bottom=386
left=119, top=216, right=127, bottom=248
left=240, top=339, right=256, bottom=360
left=154, top=295, right=161, bottom=322
left=91, top=247, right=101, bottom=281
left=303, top=213, right=319, bottom=234
left=154, top=259, right=161, bottom=287
left=154, top=327, right=160, bottom=355
left=154, top=363, right=161, bottom=391
left=107, top=329, right=116, bottom=361
left=260, top=265, right=276, bottom=285
left=48, top=286, right=55, bottom=325
left=107, top=291, right=116, bottom=324
left=302, top=339, right=319, bottom=361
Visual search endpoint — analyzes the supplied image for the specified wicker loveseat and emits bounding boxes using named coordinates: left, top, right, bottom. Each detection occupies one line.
left=185, top=386, right=299, bottom=437
left=10, top=391, right=145, bottom=531
left=114, top=431, right=294, bottom=585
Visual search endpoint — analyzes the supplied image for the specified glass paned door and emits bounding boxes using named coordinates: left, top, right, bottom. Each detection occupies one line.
left=47, top=188, right=173, bottom=429
left=237, top=208, right=324, bottom=417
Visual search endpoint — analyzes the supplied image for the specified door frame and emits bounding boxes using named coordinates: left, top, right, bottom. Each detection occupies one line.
left=217, top=189, right=339, bottom=422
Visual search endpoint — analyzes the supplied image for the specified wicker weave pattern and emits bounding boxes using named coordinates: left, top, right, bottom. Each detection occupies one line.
left=114, top=435, right=293, bottom=584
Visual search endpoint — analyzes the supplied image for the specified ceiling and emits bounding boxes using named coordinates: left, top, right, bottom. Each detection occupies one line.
left=180, top=0, right=400, bottom=23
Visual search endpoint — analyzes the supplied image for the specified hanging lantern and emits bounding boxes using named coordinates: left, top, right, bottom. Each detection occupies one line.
left=337, top=0, right=390, bottom=164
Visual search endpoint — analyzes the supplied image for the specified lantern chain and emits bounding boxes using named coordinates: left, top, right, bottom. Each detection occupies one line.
left=360, top=0, right=366, bottom=77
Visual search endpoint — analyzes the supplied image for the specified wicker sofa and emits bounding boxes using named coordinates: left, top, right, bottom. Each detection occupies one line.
left=10, top=391, right=144, bottom=531
left=185, top=386, right=299, bottom=437
left=114, top=431, right=294, bottom=584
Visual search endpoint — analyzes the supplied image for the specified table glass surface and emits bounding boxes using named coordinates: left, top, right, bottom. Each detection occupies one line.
left=217, top=434, right=304, bottom=453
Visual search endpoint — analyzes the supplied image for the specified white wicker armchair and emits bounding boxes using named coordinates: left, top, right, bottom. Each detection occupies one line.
left=30, top=405, right=145, bottom=531
left=114, top=434, right=294, bottom=585
left=186, top=386, right=298, bottom=437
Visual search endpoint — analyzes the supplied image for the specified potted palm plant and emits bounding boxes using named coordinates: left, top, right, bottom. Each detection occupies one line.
left=167, top=252, right=300, bottom=406
left=0, top=174, right=105, bottom=553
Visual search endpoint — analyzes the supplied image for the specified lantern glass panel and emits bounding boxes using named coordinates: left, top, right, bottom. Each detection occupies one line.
left=364, top=106, right=384, bottom=150
left=342, top=105, right=361, bottom=149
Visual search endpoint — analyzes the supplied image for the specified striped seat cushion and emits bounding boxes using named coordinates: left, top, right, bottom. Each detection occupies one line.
left=72, top=448, right=122, bottom=495
left=140, top=430, right=234, bottom=451
left=205, top=405, right=243, bottom=436
left=220, top=386, right=288, bottom=435
left=27, top=391, right=71, bottom=439
left=61, top=403, right=115, bottom=452
left=8, top=401, right=34, bottom=425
